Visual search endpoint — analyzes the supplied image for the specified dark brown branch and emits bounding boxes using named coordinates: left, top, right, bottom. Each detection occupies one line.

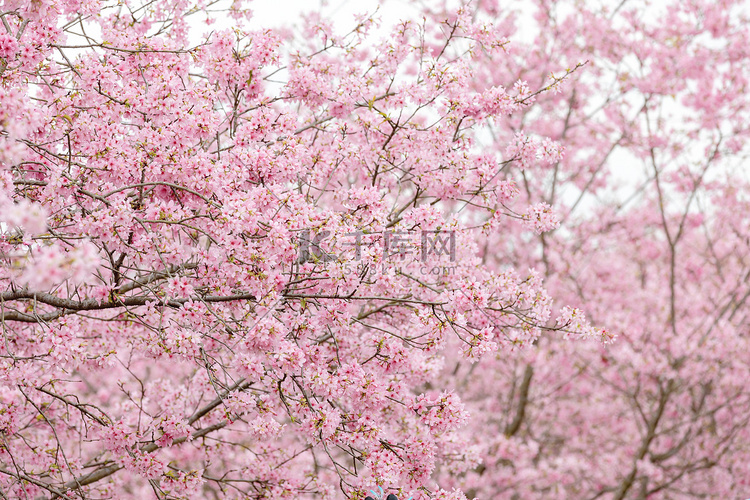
left=50, top=419, right=231, bottom=498
left=504, top=364, right=533, bottom=437
left=0, top=291, right=259, bottom=322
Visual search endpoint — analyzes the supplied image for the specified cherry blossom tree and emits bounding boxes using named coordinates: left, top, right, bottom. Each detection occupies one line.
left=424, top=0, right=750, bottom=498
left=0, top=0, right=608, bottom=498
left=5, top=0, right=750, bottom=497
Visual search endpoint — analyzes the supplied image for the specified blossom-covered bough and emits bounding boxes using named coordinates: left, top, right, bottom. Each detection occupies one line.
left=422, top=0, right=750, bottom=499
left=0, top=0, right=609, bottom=498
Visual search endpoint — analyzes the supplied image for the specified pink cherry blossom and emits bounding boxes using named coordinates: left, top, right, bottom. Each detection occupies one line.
left=1, top=0, right=747, bottom=498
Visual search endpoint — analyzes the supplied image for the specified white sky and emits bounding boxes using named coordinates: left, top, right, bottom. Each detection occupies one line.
left=245, top=0, right=418, bottom=33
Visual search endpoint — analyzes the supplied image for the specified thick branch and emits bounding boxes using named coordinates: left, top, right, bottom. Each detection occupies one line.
left=504, top=364, right=533, bottom=437
left=0, top=291, right=258, bottom=322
